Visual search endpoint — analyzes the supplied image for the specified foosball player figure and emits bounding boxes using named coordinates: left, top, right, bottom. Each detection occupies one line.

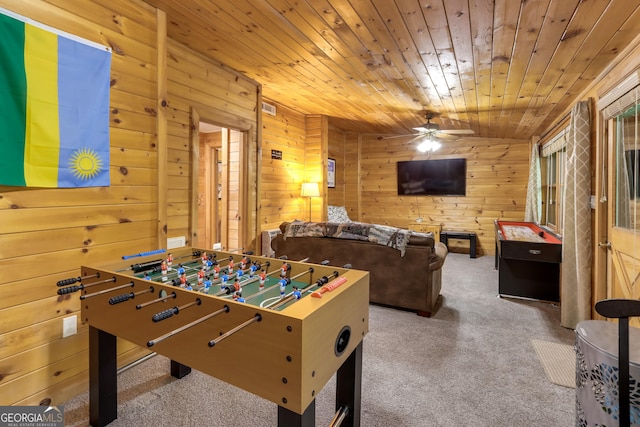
left=201, top=252, right=208, bottom=267
left=249, top=262, right=259, bottom=278
left=203, top=277, right=212, bottom=291
left=292, top=286, right=302, bottom=300
left=259, top=269, right=266, bottom=290
left=185, top=282, right=193, bottom=291
left=212, top=262, right=221, bottom=280
left=206, top=259, right=214, bottom=271
left=167, top=253, right=173, bottom=270
left=232, top=291, right=245, bottom=303
left=279, top=278, right=287, bottom=298
left=177, top=265, right=186, bottom=277
left=144, top=272, right=151, bottom=281
left=240, top=256, right=249, bottom=270
left=233, top=278, right=241, bottom=294
left=227, top=259, right=234, bottom=275
left=179, top=273, right=188, bottom=288
left=220, top=274, right=229, bottom=291
left=197, top=268, right=205, bottom=285
left=161, top=261, right=168, bottom=282
left=280, top=262, right=288, bottom=278
left=236, top=269, right=243, bottom=279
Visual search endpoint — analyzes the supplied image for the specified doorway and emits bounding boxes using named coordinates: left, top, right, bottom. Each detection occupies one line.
left=601, top=90, right=640, bottom=327
left=196, top=121, right=246, bottom=252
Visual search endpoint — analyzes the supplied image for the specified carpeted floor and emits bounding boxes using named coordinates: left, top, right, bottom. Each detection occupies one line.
left=62, top=253, right=576, bottom=426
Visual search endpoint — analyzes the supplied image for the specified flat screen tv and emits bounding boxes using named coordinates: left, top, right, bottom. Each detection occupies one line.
left=397, top=158, right=466, bottom=196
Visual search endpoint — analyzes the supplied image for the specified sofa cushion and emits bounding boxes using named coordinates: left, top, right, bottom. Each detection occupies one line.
left=328, top=205, right=351, bottom=222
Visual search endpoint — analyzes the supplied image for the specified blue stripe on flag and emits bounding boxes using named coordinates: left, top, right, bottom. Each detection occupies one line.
left=57, top=36, right=111, bottom=187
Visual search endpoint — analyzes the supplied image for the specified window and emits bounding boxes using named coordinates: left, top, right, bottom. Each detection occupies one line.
left=541, top=129, right=568, bottom=232
left=615, top=103, right=640, bottom=229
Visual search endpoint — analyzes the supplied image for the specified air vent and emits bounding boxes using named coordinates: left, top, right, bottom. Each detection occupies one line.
left=262, top=102, right=276, bottom=116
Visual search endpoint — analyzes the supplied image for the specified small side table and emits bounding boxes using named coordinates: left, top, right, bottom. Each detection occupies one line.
left=440, top=231, right=477, bottom=258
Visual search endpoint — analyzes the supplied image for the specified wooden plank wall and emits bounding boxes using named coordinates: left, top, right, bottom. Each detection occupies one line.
left=0, top=0, right=262, bottom=406
left=348, top=135, right=530, bottom=255
left=227, top=130, right=242, bottom=248
left=260, top=102, right=308, bottom=230
left=304, top=115, right=327, bottom=221
left=165, top=39, right=260, bottom=248
left=0, top=0, right=160, bottom=405
left=344, top=132, right=361, bottom=221
left=327, top=125, right=347, bottom=208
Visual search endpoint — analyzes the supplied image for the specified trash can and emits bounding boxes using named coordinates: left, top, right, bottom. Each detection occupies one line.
left=575, top=320, right=640, bottom=426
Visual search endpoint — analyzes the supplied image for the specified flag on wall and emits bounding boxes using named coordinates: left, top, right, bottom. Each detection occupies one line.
left=0, top=9, right=111, bottom=188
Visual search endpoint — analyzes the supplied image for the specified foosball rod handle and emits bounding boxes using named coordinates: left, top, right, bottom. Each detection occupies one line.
left=311, top=276, right=348, bottom=298
left=152, top=298, right=201, bottom=322
left=122, top=248, right=166, bottom=260
left=56, top=273, right=99, bottom=286
left=152, top=307, right=179, bottom=322
left=109, top=286, right=154, bottom=305
left=57, top=285, right=83, bottom=295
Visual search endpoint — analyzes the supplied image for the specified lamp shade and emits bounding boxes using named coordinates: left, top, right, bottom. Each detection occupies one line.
left=301, top=182, right=320, bottom=197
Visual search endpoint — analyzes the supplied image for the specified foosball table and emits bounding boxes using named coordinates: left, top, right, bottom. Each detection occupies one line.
left=56, top=247, right=370, bottom=426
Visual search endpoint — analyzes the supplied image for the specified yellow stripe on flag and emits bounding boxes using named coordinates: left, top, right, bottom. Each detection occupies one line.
left=24, top=24, right=60, bottom=187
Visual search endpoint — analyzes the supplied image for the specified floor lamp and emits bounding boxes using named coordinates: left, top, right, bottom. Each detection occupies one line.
left=301, top=182, right=320, bottom=221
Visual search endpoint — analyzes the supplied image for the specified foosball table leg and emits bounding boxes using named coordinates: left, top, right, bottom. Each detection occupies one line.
left=335, top=342, right=363, bottom=427
left=277, top=401, right=315, bottom=427
left=89, top=326, right=117, bottom=427
left=170, top=360, right=192, bottom=379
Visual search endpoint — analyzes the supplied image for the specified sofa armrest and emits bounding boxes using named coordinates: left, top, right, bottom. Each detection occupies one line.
left=429, top=242, right=448, bottom=271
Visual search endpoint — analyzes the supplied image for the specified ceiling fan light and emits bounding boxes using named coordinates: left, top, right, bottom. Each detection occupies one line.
left=417, top=141, right=429, bottom=152
left=416, top=139, right=441, bottom=153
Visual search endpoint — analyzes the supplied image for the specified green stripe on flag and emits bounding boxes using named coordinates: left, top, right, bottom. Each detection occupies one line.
left=0, top=13, right=27, bottom=186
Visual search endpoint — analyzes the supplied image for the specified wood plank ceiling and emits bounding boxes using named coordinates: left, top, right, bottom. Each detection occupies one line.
left=145, top=0, right=640, bottom=138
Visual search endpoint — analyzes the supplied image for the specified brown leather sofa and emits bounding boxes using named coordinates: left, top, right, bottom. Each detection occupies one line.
left=271, top=222, right=448, bottom=317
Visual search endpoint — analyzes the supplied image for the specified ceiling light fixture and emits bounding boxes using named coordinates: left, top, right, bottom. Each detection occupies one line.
left=417, top=138, right=441, bottom=153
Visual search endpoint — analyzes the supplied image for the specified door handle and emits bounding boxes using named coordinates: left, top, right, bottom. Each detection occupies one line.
left=598, top=241, right=612, bottom=249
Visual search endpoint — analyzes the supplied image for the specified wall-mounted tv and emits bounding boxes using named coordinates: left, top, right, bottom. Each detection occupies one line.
left=397, top=158, right=467, bottom=196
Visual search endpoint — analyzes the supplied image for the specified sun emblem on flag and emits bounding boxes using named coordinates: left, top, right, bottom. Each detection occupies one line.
left=69, top=148, right=103, bottom=181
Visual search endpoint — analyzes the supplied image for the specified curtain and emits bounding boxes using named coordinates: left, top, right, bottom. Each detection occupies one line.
left=524, top=143, right=541, bottom=223
left=561, top=100, right=592, bottom=329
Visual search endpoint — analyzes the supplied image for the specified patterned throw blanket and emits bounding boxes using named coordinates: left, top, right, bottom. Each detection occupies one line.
left=283, top=221, right=426, bottom=256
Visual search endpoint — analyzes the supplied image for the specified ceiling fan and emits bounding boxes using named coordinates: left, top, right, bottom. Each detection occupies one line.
left=412, top=113, right=474, bottom=137
left=381, top=113, right=474, bottom=152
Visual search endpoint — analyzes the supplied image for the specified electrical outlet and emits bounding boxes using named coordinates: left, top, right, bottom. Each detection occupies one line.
left=63, top=315, right=77, bottom=338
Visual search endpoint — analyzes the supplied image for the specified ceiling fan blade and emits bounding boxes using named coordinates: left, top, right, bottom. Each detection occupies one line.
left=434, top=133, right=459, bottom=140
left=407, top=134, right=426, bottom=144
left=439, top=129, right=474, bottom=135
left=380, top=133, right=421, bottom=140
